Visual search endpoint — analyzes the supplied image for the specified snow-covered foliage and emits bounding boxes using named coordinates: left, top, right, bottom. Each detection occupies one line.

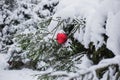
left=48, top=0, right=120, bottom=54
left=37, top=0, right=120, bottom=79
left=0, top=0, right=58, bottom=68
left=0, top=0, right=58, bottom=53
left=0, top=0, right=120, bottom=80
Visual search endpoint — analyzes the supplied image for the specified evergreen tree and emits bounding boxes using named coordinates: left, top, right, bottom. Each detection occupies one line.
left=3, top=0, right=120, bottom=80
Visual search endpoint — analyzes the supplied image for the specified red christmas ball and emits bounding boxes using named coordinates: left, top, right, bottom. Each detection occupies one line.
left=56, top=33, right=67, bottom=44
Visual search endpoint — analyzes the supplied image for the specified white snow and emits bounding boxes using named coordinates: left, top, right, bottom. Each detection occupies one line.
left=106, top=11, right=120, bottom=55
left=0, top=69, right=38, bottom=80
left=0, top=54, right=9, bottom=70
left=0, top=54, right=39, bottom=80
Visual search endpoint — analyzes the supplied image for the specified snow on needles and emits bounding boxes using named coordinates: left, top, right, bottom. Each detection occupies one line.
left=48, top=0, right=120, bottom=55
